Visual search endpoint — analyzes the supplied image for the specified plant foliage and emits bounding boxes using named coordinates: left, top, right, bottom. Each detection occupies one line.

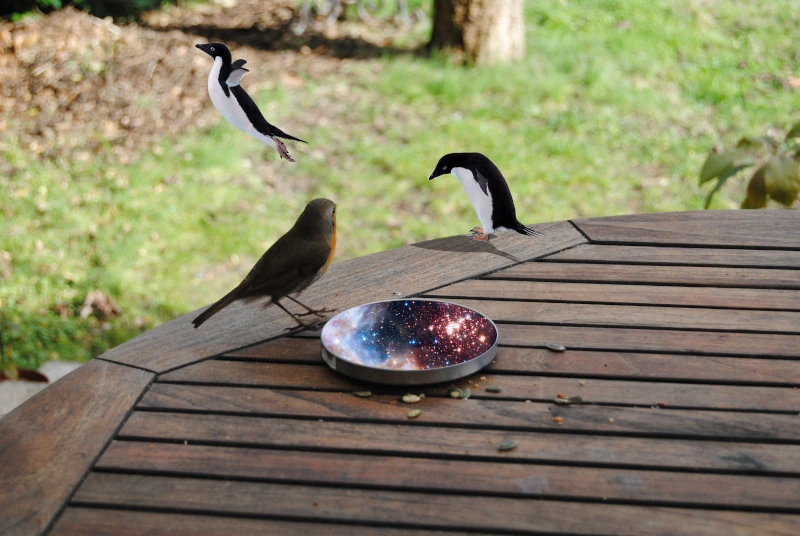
left=699, top=122, right=800, bottom=209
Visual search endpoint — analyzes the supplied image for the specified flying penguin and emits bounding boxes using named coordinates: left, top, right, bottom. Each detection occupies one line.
left=196, top=43, right=307, bottom=162
left=428, top=152, right=543, bottom=241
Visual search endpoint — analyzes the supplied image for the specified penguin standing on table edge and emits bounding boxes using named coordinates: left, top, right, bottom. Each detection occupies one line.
left=429, top=152, right=543, bottom=241
left=196, top=42, right=307, bottom=162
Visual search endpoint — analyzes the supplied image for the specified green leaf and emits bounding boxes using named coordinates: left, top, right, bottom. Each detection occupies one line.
left=736, top=136, right=778, bottom=150
left=741, top=166, right=767, bottom=209
left=763, top=154, right=800, bottom=206
left=703, top=164, right=752, bottom=209
left=785, top=121, right=800, bottom=141
left=699, top=150, right=740, bottom=185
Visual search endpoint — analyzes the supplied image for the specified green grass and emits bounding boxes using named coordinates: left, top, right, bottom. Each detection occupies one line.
left=3, top=0, right=799, bottom=369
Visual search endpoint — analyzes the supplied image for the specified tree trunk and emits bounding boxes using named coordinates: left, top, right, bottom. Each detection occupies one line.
left=429, top=0, right=525, bottom=65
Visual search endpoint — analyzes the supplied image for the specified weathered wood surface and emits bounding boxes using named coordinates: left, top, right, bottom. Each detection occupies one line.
left=97, top=221, right=584, bottom=372
left=573, top=210, right=800, bottom=248
left=0, top=360, right=153, bottom=536
left=545, top=244, right=800, bottom=268
left=9, top=209, right=800, bottom=535
left=67, top=473, right=800, bottom=536
left=222, top=337, right=800, bottom=385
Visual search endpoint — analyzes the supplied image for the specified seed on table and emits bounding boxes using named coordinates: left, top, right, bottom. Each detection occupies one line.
left=407, top=409, right=422, bottom=419
left=485, top=385, right=502, bottom=393
left=553, top=416, right=564, bottom=424
left=449, top=388, right=464, bottom=399
left=496, top=439, right=519, bottom=452
left=402, top=394, right=421, bottom=403
left=546, top=343, right=566, bottom=352
left=353, top=391, right=372, bottom=398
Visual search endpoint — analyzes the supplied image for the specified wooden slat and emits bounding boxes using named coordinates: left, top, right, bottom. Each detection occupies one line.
left=545, top=244, right=800, bottom=268
left=424, top=279, right=800, bottom=310
left=498, top=325, right=800, bottom=358
left=572, top=210, right=800, bottom=248
left=221, top=337, right=800, bottom=385
left=139, top=384, right=800, bottom=441
left=52, top=509, right=471, bottom=536
left=120, top=411, right=800, bottom=474
left=0, top=360, right=153, bottom=536
left=158, top=360, right=800, bottom=412
left=96, top=222, right=585, bottom=372
left=446, top=298, right=800, bottom=333
left=94, top=443, right=800, bottom=509
left=71, top=473, right=800, bottom=536
left=486, top=263, right=800, bottom=289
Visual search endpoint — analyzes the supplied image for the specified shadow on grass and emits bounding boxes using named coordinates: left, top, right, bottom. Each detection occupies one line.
left=411, top=235, right=521, bottom=263
left=143, top=18, right=424, bottom=60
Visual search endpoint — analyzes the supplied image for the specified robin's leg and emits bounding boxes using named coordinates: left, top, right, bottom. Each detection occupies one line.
left=288, top=295, right=336, bottom=317
left=273, top=137, right=296, bottom=163
left=273, top=299, right=315, bottom=330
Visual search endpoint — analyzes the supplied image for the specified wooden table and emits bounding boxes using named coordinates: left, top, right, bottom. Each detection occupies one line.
left=3, top=210, right=800, bottom=536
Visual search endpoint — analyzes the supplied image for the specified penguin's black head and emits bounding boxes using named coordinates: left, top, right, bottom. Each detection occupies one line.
left=428, top=153, right=488, bottom=180
left=196, top=43, right=232, bottom=64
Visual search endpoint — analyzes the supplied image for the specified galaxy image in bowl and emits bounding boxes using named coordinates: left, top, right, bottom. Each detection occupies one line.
left=321, top=299, right=497, bottom=370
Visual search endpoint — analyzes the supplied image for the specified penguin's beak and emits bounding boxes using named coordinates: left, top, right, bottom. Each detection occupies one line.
left=195, top=44, right=213, bottom=57
left=428, top=170, right=439, bottom=181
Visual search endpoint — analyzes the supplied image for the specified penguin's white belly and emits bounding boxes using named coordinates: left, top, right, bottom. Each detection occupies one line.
left=453, top=167, right=494, bottom=233
left=207, top=58, right=276, bottom=149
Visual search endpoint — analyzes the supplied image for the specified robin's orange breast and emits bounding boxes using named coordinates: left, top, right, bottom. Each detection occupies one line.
left=322, top=220, right=336, bottom=274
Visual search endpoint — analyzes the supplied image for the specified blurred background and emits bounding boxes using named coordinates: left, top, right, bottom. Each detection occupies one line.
left=1, top=0, right=799, bottom=372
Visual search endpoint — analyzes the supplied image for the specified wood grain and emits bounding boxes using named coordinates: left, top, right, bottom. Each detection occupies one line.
left=486, top=262, right=800, bottom=289
left=97, top=222, right=584, bottom=372
left=94, top=443, right=800, bottom=509
left=157, top=360, right=800, bottom=412
left=119, top=411, right=800, bottom=474
left=220, top=337, right=800, bottom=385
left=572, top=210, right=800, bottom=248
left=445, top=298, right=800, bottom=333
left=424, top=279, right=800, bottom=310
left=497, top=324, right=800, bottom=357
left=0, top=360, right=153, bottom=536
left=139, top=384, right=800, bottom=441
left=545, top=244, right=800, bottom=268
left=52, top=509, right=473, bottom=536
left=70, top=473, right=800, bottom=535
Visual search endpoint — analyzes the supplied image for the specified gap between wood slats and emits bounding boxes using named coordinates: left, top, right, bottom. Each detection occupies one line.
left=115, top=411, right=800, bottom=476
left=135, top=384, right=800, bottom=444
left=87, top=445, right=800, bottom=513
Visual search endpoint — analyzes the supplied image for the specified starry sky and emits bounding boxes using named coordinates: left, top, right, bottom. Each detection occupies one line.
left=321, top=300, right=497, bottom=370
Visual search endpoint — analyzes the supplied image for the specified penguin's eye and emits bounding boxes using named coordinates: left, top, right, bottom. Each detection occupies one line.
left=210, top=46, right=215, bottom=51
left=443, top=166, right=448, bottom=171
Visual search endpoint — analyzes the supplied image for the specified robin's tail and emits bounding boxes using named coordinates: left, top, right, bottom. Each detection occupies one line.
left=512, top=221, right=544, bottom=237
left=192, top=287, right=241, bottom=328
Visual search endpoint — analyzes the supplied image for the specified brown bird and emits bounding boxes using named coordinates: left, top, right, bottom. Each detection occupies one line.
left=192, top=198, right=337, bottom=329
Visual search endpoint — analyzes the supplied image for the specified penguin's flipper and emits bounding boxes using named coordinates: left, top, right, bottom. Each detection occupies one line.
left=226, top=68, right=249, bottom=88
left=512, top=222, right=544, bottom=237
left=475, top=169, right=491, bottom=196
left=231, top=59, right=247, bottom=70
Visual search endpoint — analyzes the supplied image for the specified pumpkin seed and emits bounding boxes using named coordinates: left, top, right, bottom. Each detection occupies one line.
left=407, top=409, right=422, bottom=419
left=353, top=391, right=372, bottom=398
left=496, top=439, right=518, bottom=452
left=402, top=394, right=421, bottom=403
left=546, top=343, right=566, bottom=352
left=485, top=385, right=502, bottom=393
left=449, top=388, right=464, bottom=399
left=462, top=387, right=471, bottom=399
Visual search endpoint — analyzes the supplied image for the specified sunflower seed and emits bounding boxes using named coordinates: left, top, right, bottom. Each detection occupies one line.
left=485, top=385, right=502, bottom=393
left=554, top=395, right=584, bottom=405
left=402, top=394, right=421, bottom=403
left=496, top=439, right=518, bottom=451
left=546, top=343, right=566, bottom=352
left=353, top=391, right=372, bottom=398
left=407, top=409, right=422, bottom=419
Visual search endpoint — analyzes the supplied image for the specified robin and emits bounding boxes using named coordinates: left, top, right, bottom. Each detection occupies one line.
left=192, top=198, right=337, bottom=329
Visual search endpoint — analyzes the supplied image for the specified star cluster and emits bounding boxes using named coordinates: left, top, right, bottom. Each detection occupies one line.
left=321, top=300, right=497, bottom=371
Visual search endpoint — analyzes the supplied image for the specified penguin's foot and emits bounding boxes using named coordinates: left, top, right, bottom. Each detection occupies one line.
left=470, top=233, right=491, bottom=241
left=469, top=226, right=484, bottom=235
left=274, top=138, right=296, bottom=162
